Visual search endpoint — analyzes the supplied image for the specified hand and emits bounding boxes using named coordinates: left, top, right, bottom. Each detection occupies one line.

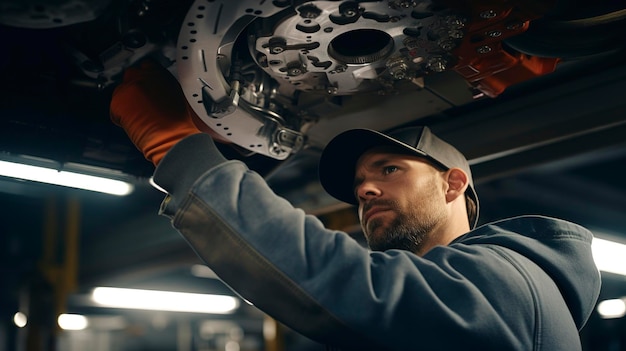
left=110, top=59, right=202, bottom=166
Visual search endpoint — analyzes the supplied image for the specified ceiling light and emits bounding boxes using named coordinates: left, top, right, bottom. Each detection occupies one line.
left=597, top=298, right=626, bottom=319
left=58, top=314, right=88, bottom=330
left=13, top=312, right=27, bottom=328
left=0, top=158, right=134, bottom=196
left=592, top=237, right=626, bottom=276
left=92, top=287, right=239, bottom=314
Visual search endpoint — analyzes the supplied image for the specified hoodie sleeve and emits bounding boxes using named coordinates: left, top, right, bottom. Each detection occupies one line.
left=153, top=134, right=592, bottom=351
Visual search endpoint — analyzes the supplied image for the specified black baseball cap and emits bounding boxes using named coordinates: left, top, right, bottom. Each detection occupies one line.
left=318, top=126, right=479, bottom=228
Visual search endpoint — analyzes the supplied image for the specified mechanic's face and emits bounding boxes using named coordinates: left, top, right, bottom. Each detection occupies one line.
left=354, top=146, right=448, bottom=254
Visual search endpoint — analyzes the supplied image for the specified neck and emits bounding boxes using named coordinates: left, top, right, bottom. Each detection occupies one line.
left=416, top=217, right=470, bottom=256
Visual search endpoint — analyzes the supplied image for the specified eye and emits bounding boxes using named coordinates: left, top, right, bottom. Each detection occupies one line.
left=383, top=166, right=398, bottom=175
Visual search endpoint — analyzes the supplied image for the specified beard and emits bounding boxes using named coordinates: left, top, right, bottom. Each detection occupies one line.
left=366, top=211, right=427, bottom=253
left=362, top=181, right=447, bottom=253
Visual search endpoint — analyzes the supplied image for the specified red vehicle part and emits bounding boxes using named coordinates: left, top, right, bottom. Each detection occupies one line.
left=447, top=0, right=561, bottom=96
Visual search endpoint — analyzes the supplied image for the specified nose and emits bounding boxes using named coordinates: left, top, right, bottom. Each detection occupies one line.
left=355, top=179, right=382, bottom=203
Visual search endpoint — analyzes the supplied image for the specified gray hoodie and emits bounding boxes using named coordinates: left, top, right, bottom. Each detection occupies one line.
left=153, top=134, right=601, bottom=350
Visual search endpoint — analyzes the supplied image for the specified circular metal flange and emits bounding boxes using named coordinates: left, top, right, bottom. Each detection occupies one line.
left=252, top=0, right=458, bottom=95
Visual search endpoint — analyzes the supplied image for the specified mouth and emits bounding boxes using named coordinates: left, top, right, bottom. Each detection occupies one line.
left=363, top=207, right=391, bottom=224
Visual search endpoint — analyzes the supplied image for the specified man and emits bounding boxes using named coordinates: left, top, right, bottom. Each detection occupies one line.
left=111, top=60, right=600, bottom=350
left=318, top=126, right=479, bottom=256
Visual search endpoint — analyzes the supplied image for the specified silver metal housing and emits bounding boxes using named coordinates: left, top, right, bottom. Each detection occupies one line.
left=177, top=0, right=472, bottom=159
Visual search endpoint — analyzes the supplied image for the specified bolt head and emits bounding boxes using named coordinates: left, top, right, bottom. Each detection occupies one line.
left=476, top=45, right=492, bottom=54
left=445, top=15, right=467, bottom=28
left=270, top=47, right=284, bottom=54
left=392, top=71, right=406, bottom=80
left=288, top=67, right=303, bottom=76
left=449, top=29, right=464, bottom=39
left=439, top=39, right=456, bottom=51
left=427, top=57, right=447, bottom=72
left=479, top=10, right=497, bottom=19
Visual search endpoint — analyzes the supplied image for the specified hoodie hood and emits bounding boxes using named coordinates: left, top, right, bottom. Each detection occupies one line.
left=454, top=215, right=601, bottom=330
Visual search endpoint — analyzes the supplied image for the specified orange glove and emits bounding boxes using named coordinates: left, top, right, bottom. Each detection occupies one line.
left=110, top=59, right=201, bottom=166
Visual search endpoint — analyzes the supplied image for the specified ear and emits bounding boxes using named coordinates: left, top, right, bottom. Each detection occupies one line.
left=444, top=168, right=469, bottom=203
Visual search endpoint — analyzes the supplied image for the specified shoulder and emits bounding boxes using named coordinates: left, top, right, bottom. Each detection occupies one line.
left=455, top=215, right=593, bottom=244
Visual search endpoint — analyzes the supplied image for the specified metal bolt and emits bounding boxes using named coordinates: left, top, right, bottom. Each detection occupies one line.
left=334, top=65, right=347, bottom=73
left=479, top=10, right=497, bottom=19
left=270, top=145, right=284, bottom=155
left=438, top=39, right=456, bottom=51
left=448, top=29, right=464, bottom=39
left=327, top=87, right=338, bottom=94
left=389, top=63, right=408, bottom=79
left=340, top=3, right=359, bottom=17
left=476, top=45, right=492, bottom=54
left=487, top=30, right=502, bottom=38
left=387, top=57, right=410, bottom=80
left=391, top=71, right=406, bottom=80
left=403, top=37, right=419, bottom=50
left=445, top=15, right=467, bottom=28
left=287, top=67, right=303, bottom=76
left=270, top=46, right=284, bottom=54
left=427, top=56, right=447, bottom=72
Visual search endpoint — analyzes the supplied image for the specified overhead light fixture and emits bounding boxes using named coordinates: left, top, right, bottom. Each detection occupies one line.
left=0, top=156, right=134, bottom=196
left=92, top=287, right=239, bottom=314
left=597, top=298, right=626, bottom=319
left=58, top=313, right=89, bottom=330
left=13, top=312, right=27, bottom=328
left=592, top=236, right=626, bottom=276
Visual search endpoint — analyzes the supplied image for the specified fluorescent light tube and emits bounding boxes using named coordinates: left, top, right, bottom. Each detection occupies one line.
left=592, top=237, right=626, bottom=276
left=0, top=160, right=133, bottom=196
left=58, top=313, right=88, bottom=330
left=92, top=287, right=239, bottom=314
left=597, top=298, right=626, bottom=319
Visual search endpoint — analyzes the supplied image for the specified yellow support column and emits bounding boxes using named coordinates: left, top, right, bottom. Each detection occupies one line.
left=38, top=195, right=81, bottom=333
left=62, top=196, right=80, bottom=305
